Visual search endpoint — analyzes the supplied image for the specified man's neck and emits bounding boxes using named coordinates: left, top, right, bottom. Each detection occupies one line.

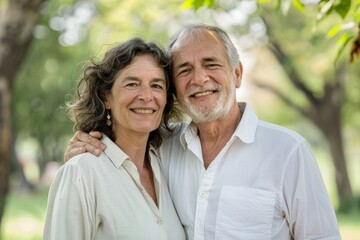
left=195, top=102, right=242, bottom=168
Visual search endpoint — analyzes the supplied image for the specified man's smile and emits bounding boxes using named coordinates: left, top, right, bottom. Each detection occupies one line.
left=191, top=90, right=218, bottom=98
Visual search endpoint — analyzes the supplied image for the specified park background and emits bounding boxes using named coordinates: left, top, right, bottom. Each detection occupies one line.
left=0, top=0, right=359, bottom=239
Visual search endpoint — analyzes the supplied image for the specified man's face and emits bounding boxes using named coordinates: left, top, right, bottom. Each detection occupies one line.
left=171, top=31, right=241, bottom=123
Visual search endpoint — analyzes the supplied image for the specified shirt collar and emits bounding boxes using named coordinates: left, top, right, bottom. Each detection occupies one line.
left=179, top=102, right=258, bottom=149
left=102, top=134, right=129, bottom=168
left=101, top=134, right=158, bottom=168
left=233, top=102, right=258, bottom=144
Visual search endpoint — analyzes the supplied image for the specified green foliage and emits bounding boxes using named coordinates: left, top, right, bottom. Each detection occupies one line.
left=317, top=0, right=352, bottom=20
left=182, top=0, right=214, bottom=10
left=334, top=32, right=356, bottom=63
left=316, top=0, right=360, bottom=63
left=291, top=0, right=305, bottom=12
left=10, top=0, right=184, bottom=176
left=12, top=31, right=89, bottom=167
left=183, top=0, right=360, bottom=62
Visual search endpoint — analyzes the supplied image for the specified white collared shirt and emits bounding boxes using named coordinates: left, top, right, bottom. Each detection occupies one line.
left=43, top=135, right=185, bottom=240
left=160, top=103, right=340, bottom=240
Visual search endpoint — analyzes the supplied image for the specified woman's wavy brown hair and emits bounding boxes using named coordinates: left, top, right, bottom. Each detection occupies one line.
left=67, top=37, right=181, bottom=148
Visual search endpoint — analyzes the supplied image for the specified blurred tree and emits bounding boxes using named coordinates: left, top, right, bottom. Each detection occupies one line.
left=11, top=0, right=96, bottom=182
left=0, top=0, right=47, bottom=229
left=3, top=0, right=356, bottom=234
left=11, top=0, right=187, bottom=185
left=10, top=0, right=184, bottom=183
left=182, top=0, right=360, bottom=63
left=256, top=10, right=354, bottom=210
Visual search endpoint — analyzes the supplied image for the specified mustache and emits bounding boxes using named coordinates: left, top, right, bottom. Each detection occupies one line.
left=185, top=82, right=221, bottom=97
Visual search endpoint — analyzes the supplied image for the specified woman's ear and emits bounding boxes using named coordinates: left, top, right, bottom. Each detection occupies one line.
left=104, top=94, right=111, bottom=109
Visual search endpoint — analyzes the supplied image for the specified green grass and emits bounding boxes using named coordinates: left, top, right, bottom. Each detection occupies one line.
left=1, top=187, right=359, bottom=240
left=337, top=208, right=360, bottom=240
left=1, top=188, right=48, bottom=240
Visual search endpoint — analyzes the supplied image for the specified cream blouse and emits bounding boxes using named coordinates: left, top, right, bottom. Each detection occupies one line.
left=43, top=135, right=185, bottom=240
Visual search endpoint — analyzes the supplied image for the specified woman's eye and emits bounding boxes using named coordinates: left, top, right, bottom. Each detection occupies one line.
left=152, top=83, right=165, bottom=89
left=125, top=83, right=138, bottom=87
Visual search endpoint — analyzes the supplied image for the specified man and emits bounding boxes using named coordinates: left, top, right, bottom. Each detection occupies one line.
left=64, top=24, right=341, bottom=239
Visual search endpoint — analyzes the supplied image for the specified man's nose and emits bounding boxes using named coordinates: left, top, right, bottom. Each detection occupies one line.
left=191, top=67, right=209, bottom=85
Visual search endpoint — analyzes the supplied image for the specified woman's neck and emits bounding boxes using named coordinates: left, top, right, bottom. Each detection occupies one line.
left=115, top=131, right=149, bottom=172
left=114, top=131, right=157, bottom=205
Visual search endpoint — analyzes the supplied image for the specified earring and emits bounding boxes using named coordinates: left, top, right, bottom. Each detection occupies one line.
left=106, top=111, right=112, bottom=126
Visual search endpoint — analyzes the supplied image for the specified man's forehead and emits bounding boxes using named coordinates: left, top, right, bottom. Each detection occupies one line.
left=172, top=41, right=226, bottom=65
left=171, top=29, right=221, bottom=53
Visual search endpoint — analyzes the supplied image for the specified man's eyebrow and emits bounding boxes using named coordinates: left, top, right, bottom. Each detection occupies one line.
left=174, top=56, right=221, bottom=70
left=202, top=56, right=220, bottom=62
left=174, top=62, right=190, bottom=70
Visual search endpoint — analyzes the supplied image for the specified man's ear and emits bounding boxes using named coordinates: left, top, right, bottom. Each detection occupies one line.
left=234, top=62, right=243, bottom=88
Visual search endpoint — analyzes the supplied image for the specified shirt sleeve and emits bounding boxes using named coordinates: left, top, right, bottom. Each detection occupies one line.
left=282, top=140, right=341, bottom=240
left=43, top=162, right=96, bottom=240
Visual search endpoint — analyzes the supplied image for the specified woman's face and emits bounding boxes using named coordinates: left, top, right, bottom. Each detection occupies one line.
left=105, top=54, right=167, bottom=137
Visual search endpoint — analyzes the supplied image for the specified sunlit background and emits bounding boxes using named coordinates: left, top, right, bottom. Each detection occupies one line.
left=1, top=0, right=359, bottom=239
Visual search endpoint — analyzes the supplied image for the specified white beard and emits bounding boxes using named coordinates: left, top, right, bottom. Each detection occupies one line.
left=180, top=81, right=236, bottom=123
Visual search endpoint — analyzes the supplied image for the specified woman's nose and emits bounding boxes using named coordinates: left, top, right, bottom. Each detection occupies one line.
left=137, top=86, right=153, bottom=102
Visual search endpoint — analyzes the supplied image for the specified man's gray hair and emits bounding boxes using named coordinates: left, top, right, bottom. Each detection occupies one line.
left=167, top=24, right=240, bottom=70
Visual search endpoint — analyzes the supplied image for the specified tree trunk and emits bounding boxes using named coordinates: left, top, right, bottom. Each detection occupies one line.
left=0, top=0, right=46, bottom=231
left=0, top=78, right=11, bottom=230
left=308, top=64, right=352, bottom=210
left=320, top=117, right=352, bottom=210
left=263, top=37, right=353, bottom=209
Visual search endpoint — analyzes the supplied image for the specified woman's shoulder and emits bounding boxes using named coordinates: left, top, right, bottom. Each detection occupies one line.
left=57, top=152, right=107, bottom=180
left=67, top=152, right=103, bottom=167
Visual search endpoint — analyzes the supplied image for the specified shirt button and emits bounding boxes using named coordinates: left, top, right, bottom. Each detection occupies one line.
left=157, top=218, right=163, bottom=224
left=199, top=191, right=207, bottom=198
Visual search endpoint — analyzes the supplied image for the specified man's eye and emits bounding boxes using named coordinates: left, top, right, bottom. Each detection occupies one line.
left=177, top=69, right=190, bottom=76
left=207, top=64, right=220, bottom=68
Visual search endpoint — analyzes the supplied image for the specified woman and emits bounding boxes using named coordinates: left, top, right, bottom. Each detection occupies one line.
left=43, top=38, right=185, bottom=240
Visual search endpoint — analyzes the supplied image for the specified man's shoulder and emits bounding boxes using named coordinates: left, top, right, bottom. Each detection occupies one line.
left=161, top=121, right=190, bottom=140
left=257, top=120, right=305, bottom=144
left=159, top=121, right=190, bottom=159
